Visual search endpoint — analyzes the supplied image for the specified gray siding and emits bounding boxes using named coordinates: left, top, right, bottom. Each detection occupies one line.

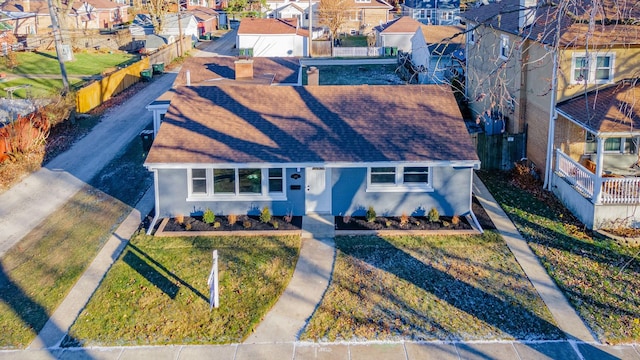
left=331, top=166, right=472, bottom=217
left=156, top=168, right=306, bottom=217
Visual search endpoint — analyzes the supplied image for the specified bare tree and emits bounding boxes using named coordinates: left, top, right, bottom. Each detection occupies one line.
left=318, top=0, right=353, bottom=40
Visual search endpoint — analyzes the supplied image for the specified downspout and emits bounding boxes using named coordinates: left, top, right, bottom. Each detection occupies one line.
left=146, top=169, right=161, bottom=235
left=543, top=47, right=559, bottom=190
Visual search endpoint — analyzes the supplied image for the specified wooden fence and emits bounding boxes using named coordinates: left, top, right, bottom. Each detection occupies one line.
left=75, top=36, right=191, bottom=113
left=471, top=132, right=526, bottom=171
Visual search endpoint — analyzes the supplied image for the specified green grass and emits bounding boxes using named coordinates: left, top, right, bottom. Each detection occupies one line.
left=302, top=64, right=404, bottom=85
left=0, top=51, right=139, bottom=75
left=477, top=169, right=640, bottom=344
left=302, top=233, right=563, bottom=341
left=66, top=234, right=301, bottom=346
left=0, top=133, right=151, bottom=348
left=0, top=78, right=83, bottom=99
left=337, top=35, right=369, bottom=47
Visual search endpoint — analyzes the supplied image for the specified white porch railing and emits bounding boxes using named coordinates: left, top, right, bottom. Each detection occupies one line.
left=332, top=47, right=383, bottom=57
left=556, top=150, right=640, bottom=204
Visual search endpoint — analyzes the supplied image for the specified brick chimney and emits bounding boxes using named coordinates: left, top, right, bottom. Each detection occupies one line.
left=307, top=66, right=319, bottom=86
left=234, top=59, right=254, bottom=80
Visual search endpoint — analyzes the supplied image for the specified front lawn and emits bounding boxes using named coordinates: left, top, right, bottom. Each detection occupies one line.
left=66, top=234, right=301, bottom=346
left=302, top=233, right=563, bottom=341
left=478, top=169, right=640, bottom=344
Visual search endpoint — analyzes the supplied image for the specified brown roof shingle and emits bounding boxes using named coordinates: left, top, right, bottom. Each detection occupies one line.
left=238, top=18, right=309, bottom=37
left=145, top=85, right=479, bottom=166
left=173, top=56, right=300, bottom=86
left=557, top=80, right=640, bottom=134
left=461, top=0, right=640, bottom=46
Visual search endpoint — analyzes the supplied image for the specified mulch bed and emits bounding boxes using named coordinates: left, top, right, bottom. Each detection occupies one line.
left=163, top=215, right=303, bottom=232
left=336, top=215, right=472, bottom=231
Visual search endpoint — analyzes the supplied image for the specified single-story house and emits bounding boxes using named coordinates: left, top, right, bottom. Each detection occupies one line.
left=374, top=16, right=425, bottom=52
left=186, top=6, right=219, bottom=36
left=159, top=13, right=200, bottom=42
left=410, top=25, right=464, bottom=84
left=237, top=18, right=309, bottom=57
left=0, top=0, right=52, bottom=35
left=144, top=84, right=481, bottom=227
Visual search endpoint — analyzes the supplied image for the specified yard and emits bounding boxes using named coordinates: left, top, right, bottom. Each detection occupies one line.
left=478, top=169, right=640, bottom=344
left=301, top=233, right=563, bottom=341
left=0, top=130, right=152, bottom=348
left=65, top=234, right=301, bottom=346
left=303, top=64, right=404, bottom=85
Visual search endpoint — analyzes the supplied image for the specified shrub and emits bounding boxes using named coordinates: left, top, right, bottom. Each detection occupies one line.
left=452, top=215, right=460, bottom=226
left=366, top=206, right=376, bottom=223
left=271, top=220, right=279, bottom=229
left=185, top=223, right=192, bottom=231
left=175, top=214, right=184, bottom=224
left=385, top=220, right=392, bottom=228
left=213, top=221, right=221, bottom=228
left=259, top=207, right=272, bottom=223
left=400, top=212, right=409, bottom=227
left=442, top=220, right=450, bottom=227
left=243, top=220, right=252, bottom=229
left=343, top=215, right=351, bottom=223
left=227, top=214, right=238, bottom=225
left=203, top=208, right=215, bottom=224
left=428, top=207, right=440, bottom=223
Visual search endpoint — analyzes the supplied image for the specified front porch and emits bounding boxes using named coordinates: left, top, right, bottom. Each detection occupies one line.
left=553, top=150, right=640, bottom=228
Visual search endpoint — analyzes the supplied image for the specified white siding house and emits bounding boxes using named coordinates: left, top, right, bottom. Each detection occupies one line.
left=237, top=18, right=309, bottom=57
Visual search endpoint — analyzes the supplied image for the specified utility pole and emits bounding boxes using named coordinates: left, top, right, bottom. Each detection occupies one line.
left=307, top=0, right=312, bottom=57
left=177, top=0, right=184, bottom=57
left=46, top=0, right=70, bottom=95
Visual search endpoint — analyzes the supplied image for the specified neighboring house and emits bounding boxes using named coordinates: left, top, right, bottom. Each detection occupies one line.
left=402, top=0, right=460, bottom=25
left=186, top=6, right=219, bottom=36
left=69, top=0, right=129, bottom=29
left=374, top=16, right=423, bottom=52
left=0, top=0, right=51, bottom=35
left=147, top=56, right=301, bottom=135
left=462, top=0, right=640, bottom=229
left=159, top=13, right=200, bottom=42
left=264, top=0, right=319, bottom=28
left=237, top=18, right=309, bottom=57
left=143, top=34, right=174, bottom=52
left=144, top=84, right=481, bottom=227
left=337, top=0, right=393, bottom=35
left=410, top=24, right=464, bottom=83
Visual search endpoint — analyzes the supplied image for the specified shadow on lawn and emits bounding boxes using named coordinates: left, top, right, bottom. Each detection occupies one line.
left=125, top=244, right=208, bottom=302
left=337, top=236, right=616, bottom=358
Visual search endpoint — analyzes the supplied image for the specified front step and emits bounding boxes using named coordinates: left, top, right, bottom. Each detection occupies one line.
left=302, top=213, right=335, bottom=239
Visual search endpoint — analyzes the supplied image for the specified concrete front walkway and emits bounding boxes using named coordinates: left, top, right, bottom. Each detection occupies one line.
left=473, top=174, right=596, bottom=343
left=245, top=214, right=336, bottom=344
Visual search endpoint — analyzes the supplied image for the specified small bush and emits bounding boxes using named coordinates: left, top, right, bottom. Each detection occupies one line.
left=185, top=223, right=192, bottom=231
left=271, top=220, right=279, bottom=229
left=243, top=220, right=252, bottom=229
left=385, top=220, right=392, bottom=228
left=283, top=211, right=293, bottom=223
left=228, top=214, right=237, bottom=225
left=452, top=215, right=460, bottom=226
left=366, top=206, right=376, bottom=223
left=400, top=212, right=409, bottom=227
left=203, top=208, right=215, bottom=224
left=442, top=220, right=450, bottom=227
left=259, top=207, right=272, bottom=223
left=343, top=215, right=351, bottom=223
left=428, top=207, right=440, bottom=222
left=213, top=221, right=221, bottom=228
left=175, top=214, right=184, bottom=224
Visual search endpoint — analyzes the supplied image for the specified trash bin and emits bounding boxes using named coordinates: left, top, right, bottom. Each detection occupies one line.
left=152, top=63, right=164, bottom=74
left=140, top=130, right=154, bottom=151
left=391, top=46, right=398, bottom=56
left=204, top=32, right=211, bottom=40
left=140, top=68, right=152, bottom=81
left=384, top=47, right=391, bottom=56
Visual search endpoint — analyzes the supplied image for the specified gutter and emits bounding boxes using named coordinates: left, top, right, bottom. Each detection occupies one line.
left=146, top=169, right=160, bottom=235
left=543, top=47, right=559, bottom=190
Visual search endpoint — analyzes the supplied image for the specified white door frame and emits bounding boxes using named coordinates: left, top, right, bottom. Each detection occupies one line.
left=305, top=167, right=332, bottom=214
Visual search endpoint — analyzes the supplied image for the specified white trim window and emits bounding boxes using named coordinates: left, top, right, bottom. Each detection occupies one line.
left=367, top=166, right=433, bottom=192
left=571, top=53, right=615, bottom=84
left=499, top=34, right=509, bottom=59
left=440, top=11, right=453, bottom=21
left=603, top=137, right=636, bottom=154
left=188, top=168, right=286, bottom=200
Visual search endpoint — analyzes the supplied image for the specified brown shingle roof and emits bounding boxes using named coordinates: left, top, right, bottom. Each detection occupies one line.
left=1, top=0, right=49, bottom=14
left=173, top=57, right=300, bottom=86
left=145, top=85, right=479, bottom=165
left=237, top=18, right=309, bottom=37
left=557, top=80, right=640, bottom=134
left=377, top=16, right=423, bottom=34
left=461, top=0, right=640, bottom=46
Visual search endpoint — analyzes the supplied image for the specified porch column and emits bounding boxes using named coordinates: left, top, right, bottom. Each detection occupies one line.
left=593, top=137, right=604, bottom=204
